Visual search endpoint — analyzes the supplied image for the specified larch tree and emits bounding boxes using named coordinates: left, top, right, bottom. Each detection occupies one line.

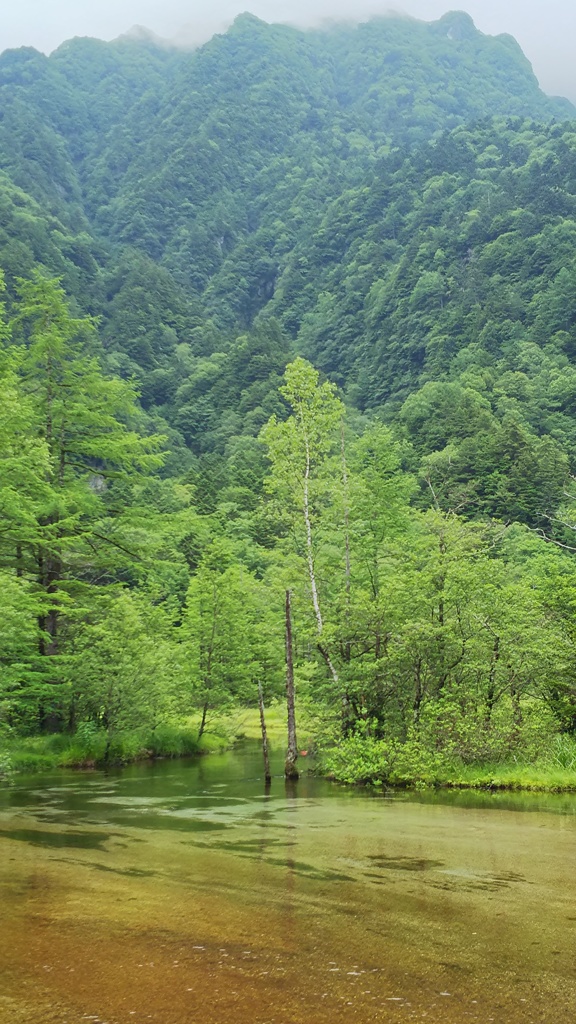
left=4, top=274, right=164, bottom=724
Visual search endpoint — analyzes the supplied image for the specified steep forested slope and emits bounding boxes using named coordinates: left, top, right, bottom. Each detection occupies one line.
left=0, top=12, right=569, bottom=297
left=0, top=13, right=573, bottom=490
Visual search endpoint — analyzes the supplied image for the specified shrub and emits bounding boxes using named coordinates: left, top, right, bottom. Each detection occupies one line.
left=321, top=735, right=450, bottom=786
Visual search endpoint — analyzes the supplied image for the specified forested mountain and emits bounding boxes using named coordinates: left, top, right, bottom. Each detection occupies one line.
left=3, top=12, right=576, bottom=779
left=1, top=14, right=574, bottom=484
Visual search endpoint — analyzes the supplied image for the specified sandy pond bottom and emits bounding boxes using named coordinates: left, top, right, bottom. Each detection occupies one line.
left=0, top=744, right=575, bottom=1024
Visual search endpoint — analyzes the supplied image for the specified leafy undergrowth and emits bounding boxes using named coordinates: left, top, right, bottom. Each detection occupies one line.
left=0, top=701, right=315, bottom=778
left=0, top=723, right=223, bottom=775
left=320, top=734, right=576, bottom=792
left=4, top=715, right=576, bottom=794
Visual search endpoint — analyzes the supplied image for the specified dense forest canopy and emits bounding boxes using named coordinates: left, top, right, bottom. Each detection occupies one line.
left=3, top=11, right=576, bottom=779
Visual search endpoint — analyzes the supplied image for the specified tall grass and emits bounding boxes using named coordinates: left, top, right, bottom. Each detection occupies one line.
left=0, top=723, right=215, bottom=775
left=543, top=734, right=576, bottom=771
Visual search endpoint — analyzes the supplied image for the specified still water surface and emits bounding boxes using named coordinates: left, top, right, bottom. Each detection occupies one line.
left=1, top=743, right=575, bottom=1023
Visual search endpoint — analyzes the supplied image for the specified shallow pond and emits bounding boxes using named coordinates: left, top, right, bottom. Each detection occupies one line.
left=1, top=743, right=575, bottom=1023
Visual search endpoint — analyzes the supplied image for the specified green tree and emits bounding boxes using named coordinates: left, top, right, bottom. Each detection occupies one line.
left=71, top=591, right=178, bottom=758
left=181, top=552, right=253, bottom=737
left=261, top=357, right=345, bottom=690
left=2, top=274, right=164, bottom=726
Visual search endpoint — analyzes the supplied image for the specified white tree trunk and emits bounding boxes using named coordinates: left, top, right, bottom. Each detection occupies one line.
left=302, top=432, right=339, bottom=688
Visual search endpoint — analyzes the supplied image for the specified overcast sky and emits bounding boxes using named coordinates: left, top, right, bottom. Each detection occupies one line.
left=1, top=1, right=575, bottom=101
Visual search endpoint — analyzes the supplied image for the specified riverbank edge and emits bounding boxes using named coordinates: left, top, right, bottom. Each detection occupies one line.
left=3, top=708, right=576, bottom=793
left=321, top=758, right=576, bottom=793
left=0, top=725, right=225, bottom=778
left=325, top=772, right=576, bottom=794
left=3, top=755, right=576, bottom=794
left=3, top=742, right=576, bottom=794
left=318, top=732, right=576, bottom=793
left=0, top=706, right=305, bottom=779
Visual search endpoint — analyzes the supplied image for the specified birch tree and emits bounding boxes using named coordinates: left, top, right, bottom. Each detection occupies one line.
left=260, top=358, right=344, bottom=690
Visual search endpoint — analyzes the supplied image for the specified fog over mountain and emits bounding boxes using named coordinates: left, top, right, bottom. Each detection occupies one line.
left=2, top=1, right=575, bottom=101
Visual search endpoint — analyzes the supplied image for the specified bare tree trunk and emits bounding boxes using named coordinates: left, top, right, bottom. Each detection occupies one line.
left=510, top=683, right=523, bottom=745
left=40, top=363, right=60, bottom=659
left=284, top=590, right=299, bottom=780
left=413, top=658, right=424, bottom=726
left=258, top=681, right=272, bottom=783
left=303, top=436, right=324, bottom=634
left=484, top=635, right=500, bottom=728
left=341, top=421, right=351, bottom=627
left=340, top=421, right=353, bottom=733
left=44, top=553, right=61, bottom=657
left=197, top=586, right=218, bottom=741
left=198, top=700, right=209, bottom=740
left=37, top=548, right=60, bottom=657
left=299, top=415, right=340, bottom=694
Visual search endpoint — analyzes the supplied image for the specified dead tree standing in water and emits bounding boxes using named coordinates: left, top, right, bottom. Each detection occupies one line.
left=284, top=589, right=298, bottom=779
left=258, top=680, right=272, bottom=782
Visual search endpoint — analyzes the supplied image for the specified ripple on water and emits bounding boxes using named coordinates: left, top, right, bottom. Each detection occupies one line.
left=1, top=747, right=575, bottom=1024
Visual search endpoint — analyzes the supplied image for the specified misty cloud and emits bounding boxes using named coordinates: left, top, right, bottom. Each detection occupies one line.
left=1, top=1, right=575, bottom=100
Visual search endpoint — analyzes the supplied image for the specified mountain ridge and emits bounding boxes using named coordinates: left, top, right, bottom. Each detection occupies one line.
left=0, top=13, right=574, bottom=485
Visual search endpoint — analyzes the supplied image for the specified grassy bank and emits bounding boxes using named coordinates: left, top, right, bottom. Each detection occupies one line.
left=217, top=704, right=316, bottom=747
left=0, top=702, right=315, bottom=779
left=0, top=723, right=223, bottom=777
left=435, top=762, right=576, bottom=792
left=320, top=734, right=576, bottom=793
left=4, top=709, right=576, bottom=794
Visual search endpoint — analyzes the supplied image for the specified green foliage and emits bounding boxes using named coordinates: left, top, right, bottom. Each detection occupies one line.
left=70, top=592, right=179, bottom=746
left=258, top=362, right=576, bottom=786
left=0, top=724, right=203, bottom=773
left=320, top=727, right=576, bottom=792
left=0, top=17, right=573, bottom=525
left=0, top=750, right=14, bottom=781
left=2, top=16, right=576, bottom=789
left=179, top=548, right=284, bottom=736
left=0, top=274, right=176, bottom=730
left=322, top=734, right=450, bottom=786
